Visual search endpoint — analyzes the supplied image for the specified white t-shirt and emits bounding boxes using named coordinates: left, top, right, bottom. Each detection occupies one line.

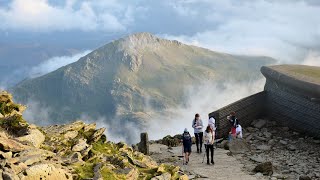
left=208, top=117, right=216, bottom=130
left=236, top=125, right=242, bottom=138
left=204, top=131, right=215, bottom=145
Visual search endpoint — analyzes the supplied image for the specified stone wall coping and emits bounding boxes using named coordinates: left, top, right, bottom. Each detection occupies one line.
left=261, top=65, right=320, bottom=98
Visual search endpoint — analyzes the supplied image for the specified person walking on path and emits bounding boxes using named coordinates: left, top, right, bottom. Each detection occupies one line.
left=204, top=125, right=215, bottom=165
left=182, top=128, right=192, bottom=165
left=192, top=113, right=203, bottom=153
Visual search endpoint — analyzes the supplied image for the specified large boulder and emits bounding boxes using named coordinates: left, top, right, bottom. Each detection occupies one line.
left=253, top=162, right=273, bottom=175
left=229, top=139, right=250, bottom=154
left=2, top=167, right=20, bottom=180
left=42, top=121, right=85, bottom=136
left=72, top=138, right=89, bottom=152
left=16, top=126, right=45, bottom=148
left=151, top=172, right=171, bottom=180
left=84, top=123, right=96, bottom=132
left=19, top=164, right=71, bottom=180
left=63, top=131, right=78, bottom=140
left=159, top=135, right=181, bottom=147
left=0, top=136, right=29, bottom=152
left=7, top=148, right=54, bottom=166
left=125, top=168, right=139, bottom=180
left=89, top=128, right=106, bottom=143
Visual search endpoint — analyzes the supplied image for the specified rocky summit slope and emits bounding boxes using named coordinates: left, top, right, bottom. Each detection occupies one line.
left=11, top=32, right=275, bottom=142
left=0, top=91, right=187, bottom=180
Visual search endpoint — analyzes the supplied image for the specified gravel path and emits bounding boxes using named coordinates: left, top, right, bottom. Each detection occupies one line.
left=150, top=144, right=266, bottom=180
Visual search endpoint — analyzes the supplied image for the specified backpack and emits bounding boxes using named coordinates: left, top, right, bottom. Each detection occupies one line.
left=182, top=132, right=192, bottom=144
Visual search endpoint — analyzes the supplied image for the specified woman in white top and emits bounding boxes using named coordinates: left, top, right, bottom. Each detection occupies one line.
left=204, top=125, right=215, bottom=165
left=236, top=124, right=243, bottom=138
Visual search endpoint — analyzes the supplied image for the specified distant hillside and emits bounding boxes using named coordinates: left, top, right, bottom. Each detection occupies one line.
left=12, top=32, right=276, bottom=142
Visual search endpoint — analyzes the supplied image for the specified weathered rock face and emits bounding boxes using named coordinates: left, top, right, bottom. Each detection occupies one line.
left=19, top=164, right=71, bottom=180
left=0, top=91, right=187, bottom=180
left=16, top=126, right=45, bottom=148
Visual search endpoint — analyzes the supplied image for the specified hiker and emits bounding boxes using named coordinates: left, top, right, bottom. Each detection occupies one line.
left=208, top=115, right=216, bottom=131
left=236, top=124, right=243, bottom=138
left=192, top=113, right=203, bottom=153
left=182, top=128, right=192, bottom=165
left=227, top=111, right=238, bottom=139
left=204, top=125, right=215, bottom=165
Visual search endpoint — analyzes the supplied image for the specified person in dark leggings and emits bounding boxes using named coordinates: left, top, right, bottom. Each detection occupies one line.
left=192, top=113, right=203, bottom=153
left=182, top=128, right=192, bottom=165
left=204, top=125, right=215, bottom=165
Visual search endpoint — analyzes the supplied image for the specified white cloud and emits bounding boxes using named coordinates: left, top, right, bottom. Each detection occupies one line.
left=0, top=50, right=91, bottom=89
left=29, top=50, right=91, bottom=78
left=161, top=0, right=320, bottom=64
left=0, top=0, right=131, bottom=32
left=146, top=78, right=266, bottom=140
left=302, top=51, right=320, bottom=66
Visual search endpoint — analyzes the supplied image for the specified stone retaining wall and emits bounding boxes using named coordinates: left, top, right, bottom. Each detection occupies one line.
left=209, top=91, right=267, bottom=138
left=209, top=65, right=320, bottom=139
left=264, top=76, right=320, bottom=138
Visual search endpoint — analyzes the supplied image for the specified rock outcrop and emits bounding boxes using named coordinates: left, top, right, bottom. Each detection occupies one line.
left=218, top=118, right=320, bottom=180
left=0, top=91, right=187, bottom=180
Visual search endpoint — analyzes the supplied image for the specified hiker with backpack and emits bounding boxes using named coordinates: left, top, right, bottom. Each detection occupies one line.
left=182, top=128, right=192, bottom=165
left=227, top=111, right=239, bottom=141
left=204, top=125, right=215, bottom=165
left=192, top=113, right=203, bottom=153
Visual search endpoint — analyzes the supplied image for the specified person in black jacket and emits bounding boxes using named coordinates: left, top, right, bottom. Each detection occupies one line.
left=182, top=128, right=192, bottom=164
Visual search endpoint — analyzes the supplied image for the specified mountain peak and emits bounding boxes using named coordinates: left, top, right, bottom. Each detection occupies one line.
left=115, top=32, right=182, bottom=53
left=125, top=32, right=158, bottom=41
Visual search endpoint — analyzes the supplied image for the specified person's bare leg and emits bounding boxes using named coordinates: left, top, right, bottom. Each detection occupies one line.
left=184, top=153, right=188, bottom=164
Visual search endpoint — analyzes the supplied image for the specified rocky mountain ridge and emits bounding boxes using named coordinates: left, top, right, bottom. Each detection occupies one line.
left=12, top=32, right=276, bottom=143
left=0, top=91, right=187, bottom=180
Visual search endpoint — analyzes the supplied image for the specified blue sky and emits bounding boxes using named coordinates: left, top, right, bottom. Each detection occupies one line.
left=0, top=0, right=320, bottom=87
